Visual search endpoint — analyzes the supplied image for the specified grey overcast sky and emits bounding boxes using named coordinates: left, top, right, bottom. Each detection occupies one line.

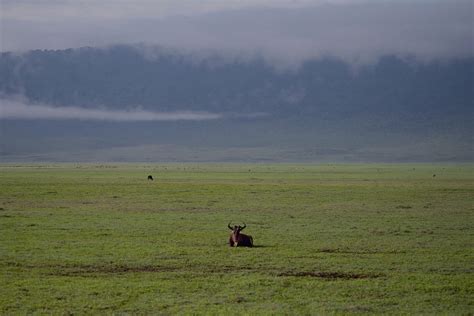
left=1, top=0, right=473, bottom=64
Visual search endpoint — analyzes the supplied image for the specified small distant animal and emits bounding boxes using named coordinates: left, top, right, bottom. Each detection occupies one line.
left=147, top=175, right=154, bottom=181
left=433, top=174, right=436, bottom=178
left=228, top=223, right=253, bottom=247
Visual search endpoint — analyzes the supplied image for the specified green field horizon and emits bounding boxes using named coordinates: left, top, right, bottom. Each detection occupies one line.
left=1, top=163, right=473, bottom=314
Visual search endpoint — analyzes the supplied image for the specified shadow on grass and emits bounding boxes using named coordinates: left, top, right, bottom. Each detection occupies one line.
left=251, top=244, right=273, bottom=248
left=222, top=244, right=273, bottom=248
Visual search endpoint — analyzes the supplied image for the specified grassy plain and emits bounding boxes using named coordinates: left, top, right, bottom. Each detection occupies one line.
left=0, top=164, right=473, bottom=314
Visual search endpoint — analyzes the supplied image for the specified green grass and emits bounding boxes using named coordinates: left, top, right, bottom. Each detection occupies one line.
left=0, top=164, right=473, bottom=314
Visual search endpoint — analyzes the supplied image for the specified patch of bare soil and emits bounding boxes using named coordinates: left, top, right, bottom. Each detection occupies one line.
left=8, top=262, right=259, bottom=277
left=395, top=205, right=412, bottom=209
left=54, top=265, right=174, bottom=276
left=44, top=264, right=176, bottom=276
left=57, top=264, right=265, bottom=277
left=317, top=248, right=404, bottom=254
left=278, top=271, right=382, bottom=279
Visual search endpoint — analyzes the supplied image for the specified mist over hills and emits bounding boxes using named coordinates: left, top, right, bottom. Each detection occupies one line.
left=0, top=45, right=472, bottom=162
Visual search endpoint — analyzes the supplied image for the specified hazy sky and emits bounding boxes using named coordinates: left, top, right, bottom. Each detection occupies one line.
left=2, top=0, right=472, bottom=64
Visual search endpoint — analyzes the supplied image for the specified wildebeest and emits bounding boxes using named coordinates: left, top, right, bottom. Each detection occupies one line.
left=147, top=175, right=153, bottom=181
left=228, top=223, right=253, bottom=247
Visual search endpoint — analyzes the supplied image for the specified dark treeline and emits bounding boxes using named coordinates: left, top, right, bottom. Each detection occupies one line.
left=1, top=45, right=472, bottom=119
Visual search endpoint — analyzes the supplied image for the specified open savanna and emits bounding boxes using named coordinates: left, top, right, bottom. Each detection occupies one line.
left=0, top=163, right=472, bottom=314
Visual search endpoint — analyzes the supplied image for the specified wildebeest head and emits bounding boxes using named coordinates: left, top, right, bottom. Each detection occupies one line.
left=228, top=222, right=253, bottom=247
left=228, top=223, right=246, bottom=235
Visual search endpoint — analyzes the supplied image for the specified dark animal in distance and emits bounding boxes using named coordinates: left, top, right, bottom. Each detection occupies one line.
left=147, top=175, right=153, bottom=181
left=228, top=223, right=253, bottom=247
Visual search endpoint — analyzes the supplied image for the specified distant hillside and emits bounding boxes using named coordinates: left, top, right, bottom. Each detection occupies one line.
left=0, top=45, right=472, bottom=162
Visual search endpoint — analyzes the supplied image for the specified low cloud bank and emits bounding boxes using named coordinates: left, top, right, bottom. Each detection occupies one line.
left=2, top=1, right=472, bottom=66
left=0, top=99, right=222, bottom=121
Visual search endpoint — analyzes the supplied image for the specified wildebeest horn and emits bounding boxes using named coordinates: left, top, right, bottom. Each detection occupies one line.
left=228, top=222, right=233, bottom=230
left=240, top=223, right=246, bottom=230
